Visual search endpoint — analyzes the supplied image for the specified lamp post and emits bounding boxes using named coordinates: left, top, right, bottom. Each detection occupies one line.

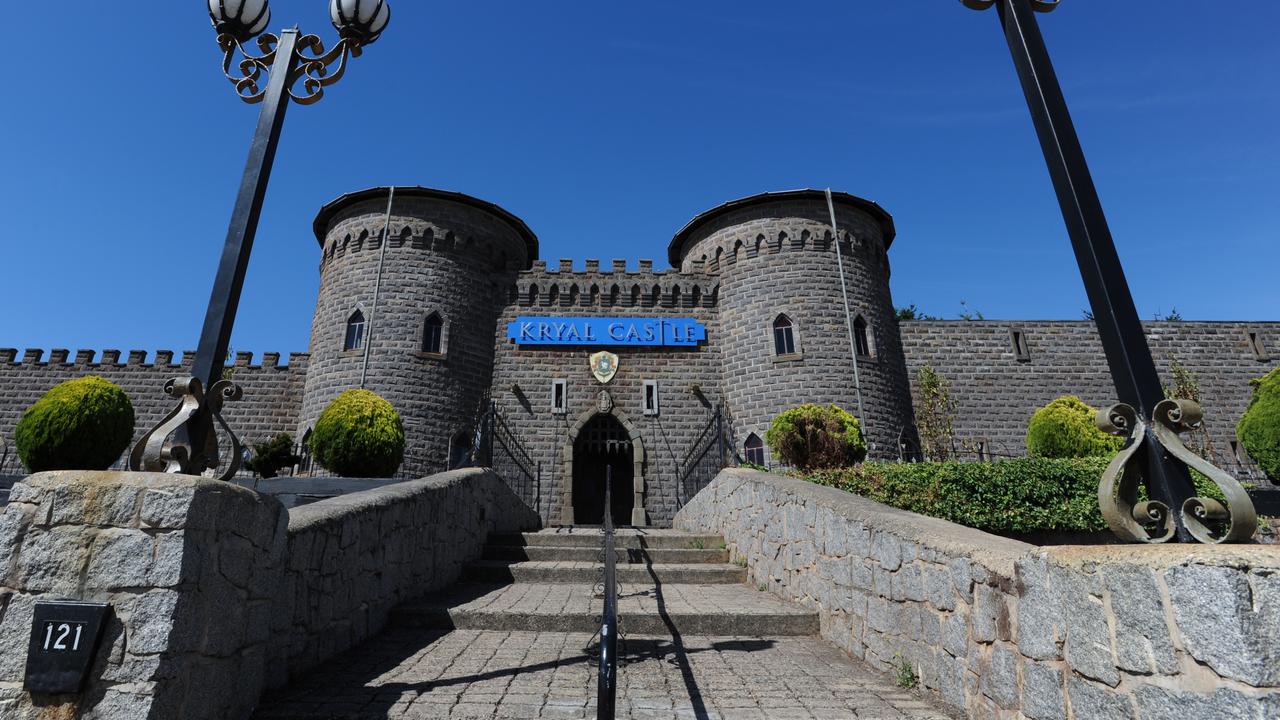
left=129, top=0, right=391, bottom=481
left=962, top=0, right=1256, bottom=543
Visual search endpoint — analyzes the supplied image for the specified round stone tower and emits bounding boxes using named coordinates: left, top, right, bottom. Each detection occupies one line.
left=302, top=186, right=537, bottom=475
left=669, top=189, right=914, bottom=461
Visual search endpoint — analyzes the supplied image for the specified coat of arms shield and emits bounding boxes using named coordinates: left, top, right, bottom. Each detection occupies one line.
left=589, top=351, right=619, bottom=384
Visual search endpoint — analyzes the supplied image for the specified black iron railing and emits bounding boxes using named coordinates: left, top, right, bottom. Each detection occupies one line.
left=675, top=404, right=730, bottom=509
left=596, top=465, right=619, bottom=719
left=470, top=399, right=541, bottom=514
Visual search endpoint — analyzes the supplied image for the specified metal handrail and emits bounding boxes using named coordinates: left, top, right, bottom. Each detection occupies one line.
left=597, top=465, right=618, bottom=719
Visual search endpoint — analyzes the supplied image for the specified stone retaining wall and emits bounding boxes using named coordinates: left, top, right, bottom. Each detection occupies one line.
left=675, top=468, right=1280, bottom=720
left=271, top=468, right=541, bottom=685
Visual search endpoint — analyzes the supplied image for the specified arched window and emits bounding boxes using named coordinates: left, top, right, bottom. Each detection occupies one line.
left=854, top=316, right=872, bottom=358
left=423, top=312, right=444, bottom=354
left=773, top=315, right=796, bottom=356
left=744, top=434, right=765, bottom=466
left=344, top=309, right=366, bottom=351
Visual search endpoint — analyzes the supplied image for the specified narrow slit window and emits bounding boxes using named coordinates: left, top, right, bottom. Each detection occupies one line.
left=773, top=315, right=796, bottom=356
left=854, top=316, right=871, bottom=358
left=1248, top=330, right=1269, bottom=361
left=643, top=380, right=660, bottom=416
left=423, top=313, right=444, bottom=354
left=343, top=309, right=366, bottom=351
left=551, top=379, right=567, bottom=414
left=744, top=434, right=765, bottom=466
left=1011, top=329, right=1031, bottom=362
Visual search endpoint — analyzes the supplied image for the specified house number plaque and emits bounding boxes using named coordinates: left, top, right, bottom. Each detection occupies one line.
left=24, top=601, right=110, bottom=695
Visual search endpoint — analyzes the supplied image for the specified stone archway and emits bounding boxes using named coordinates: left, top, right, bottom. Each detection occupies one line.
left=560, top=402, right=647, bottom=526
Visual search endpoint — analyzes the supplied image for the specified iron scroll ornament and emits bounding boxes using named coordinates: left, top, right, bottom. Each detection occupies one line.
left=128, top=378, right=244, bottom=482
left=218, top=31, right=363, bottom=106
left=1096, top=400, right=1257, bottom=544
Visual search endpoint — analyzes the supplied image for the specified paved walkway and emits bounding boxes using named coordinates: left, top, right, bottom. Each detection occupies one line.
left=254, top=629, right=953, bottom=720
left=255, top=528, right=955, bottom=719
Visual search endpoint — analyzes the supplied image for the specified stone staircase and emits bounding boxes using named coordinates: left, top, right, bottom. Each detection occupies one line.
left=390, top=527, right=820, bottom=637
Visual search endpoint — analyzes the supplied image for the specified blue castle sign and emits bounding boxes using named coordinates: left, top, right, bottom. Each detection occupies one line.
left=507, top=317, right=707, bottom=347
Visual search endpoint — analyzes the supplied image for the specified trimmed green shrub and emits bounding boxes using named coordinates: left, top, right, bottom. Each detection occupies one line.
left=15, top=376, right=135, bottom=472
left=765, top=404, right=867, bottom=472
left=1237, top=367, right=1280, bottom=481
left=311, top=389, right=405, bottom=478
left=809, top=458, right=1233, bottom=535
left=245, top=433, right=301, bottom=479
left=811, top=458, right=1111, bottom=533
left=1026, top=396, right=1123, bottom=459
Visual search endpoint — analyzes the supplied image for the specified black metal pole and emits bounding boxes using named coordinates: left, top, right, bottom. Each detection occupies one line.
left=597, top=465, right=618, bottom=720
left=989, top=0, right=1195, bottom=540
left=192, top=30, right=301, bottom=389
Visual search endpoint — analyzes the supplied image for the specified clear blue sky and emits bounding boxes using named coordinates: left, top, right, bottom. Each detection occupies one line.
left=1, top=1, right=1276, bottom=358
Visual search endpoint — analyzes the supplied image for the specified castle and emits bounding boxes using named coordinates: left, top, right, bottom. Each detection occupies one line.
left=1, top=187, right=1274, bottom=527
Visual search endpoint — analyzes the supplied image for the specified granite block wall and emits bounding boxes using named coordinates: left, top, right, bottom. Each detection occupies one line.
left=676, top=469, right=1280, bottom=720
left=0, top=471, right=288, bottom=720
left=273, top=468, right=540, bottom=684
left=0, top=349, right=308, bottom=472
left=900, top=321, right=1278, bottom=477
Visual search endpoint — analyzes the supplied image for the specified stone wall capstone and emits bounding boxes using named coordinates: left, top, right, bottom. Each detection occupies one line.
left=675, top=469, right=1280, bottom=719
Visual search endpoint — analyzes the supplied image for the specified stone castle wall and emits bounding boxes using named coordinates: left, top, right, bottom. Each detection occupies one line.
left=0, top=349, right=307, bottom=471
left=675, top=196, right=915, bottom=460
left=899, top=320, right=1278, bottom=473
left=677, top=469, right=1280, bottom=720
left=492, top=260, right=724, bottom=527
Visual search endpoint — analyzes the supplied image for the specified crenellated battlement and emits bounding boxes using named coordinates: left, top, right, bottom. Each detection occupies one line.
left=511, top=258, right=719, bottom=309
left=0, top=349, right=309, bottom=370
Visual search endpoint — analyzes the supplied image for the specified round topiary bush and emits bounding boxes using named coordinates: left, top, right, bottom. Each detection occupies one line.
left=1026, top=396, right=1123, bottom=459
left=15, top=376, right=135, bottom=472
left=765, top=403, right=867, bottom=473
left=1237, top=367, right=1280, bottom=481
left=311, top=389, right=405, bottom=478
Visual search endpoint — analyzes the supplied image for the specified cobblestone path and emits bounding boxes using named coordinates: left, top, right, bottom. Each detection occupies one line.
left=255, top=529, right=955, bottom=720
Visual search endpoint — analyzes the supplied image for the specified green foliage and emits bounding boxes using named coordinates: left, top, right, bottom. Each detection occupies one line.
left=15, top=376, right=135, bottom=472
left=914, top=365, right=957, bottom=461
left=738, top=461, right=767, bottom=472
left=809, top=458, right=1235, bottom=534
left=893, top=655, right=918, bottom=689
left=958, top=301, right=985, bottom=321
left=811, top=458, right=1111, bottom=533
left=1238, top=367, right=1280, bottom=481
left=1026, top=396, right=1123, bottom=459
left=894, top=304, right=940, bottom=321
left=311, top=389, right=405, bottom=478
left=765, top=404, right=867, bottom=472
left=245, top=433, right=301, bottom=479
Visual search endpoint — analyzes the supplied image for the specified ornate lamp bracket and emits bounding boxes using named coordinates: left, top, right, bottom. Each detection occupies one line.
left=219, top=32, right=361, bottom=106
left=1096, top=400, right=1258, bottom=544
left=128, top=377, right=245, bottom=482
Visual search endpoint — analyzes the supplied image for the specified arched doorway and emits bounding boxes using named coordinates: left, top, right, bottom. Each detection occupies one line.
left=572, top=414, right=635, bottom=526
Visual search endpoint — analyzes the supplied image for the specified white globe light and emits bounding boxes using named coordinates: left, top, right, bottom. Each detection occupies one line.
left=208, top=0, right=271, bottom=41
left=330, top=0, right=391, bottom=45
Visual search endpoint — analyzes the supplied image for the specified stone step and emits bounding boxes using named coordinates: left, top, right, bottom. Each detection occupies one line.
left=391, top=582, right=819, bottom=637
left=462, top=560, right=746, bottom=585
left=489, top=529, right=726, bottom=550
left=482, top=545, right=729, bottom=564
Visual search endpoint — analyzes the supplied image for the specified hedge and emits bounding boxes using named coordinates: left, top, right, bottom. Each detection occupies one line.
left=765, top=403, right=867, bottom=472
left=1026, top=396, right=1122, bottom=459
left=808, top=458, right=1232, bottom=535
left=1237, top=367, right=1280, bottom=481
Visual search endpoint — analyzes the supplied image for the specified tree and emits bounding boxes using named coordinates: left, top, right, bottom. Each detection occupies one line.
left=914, top=365, right=957, bottom=461
left=765, top=404, right=867, bottom=473
left=895, top=304, right=940, bottom=321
